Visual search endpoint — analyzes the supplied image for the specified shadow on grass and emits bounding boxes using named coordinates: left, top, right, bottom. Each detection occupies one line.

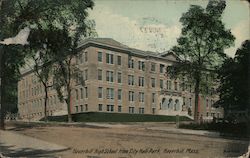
left=0, top=142, right=69, bottom=157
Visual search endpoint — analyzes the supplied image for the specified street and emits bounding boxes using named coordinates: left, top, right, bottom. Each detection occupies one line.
left=0, top=121, right=249, bottom=158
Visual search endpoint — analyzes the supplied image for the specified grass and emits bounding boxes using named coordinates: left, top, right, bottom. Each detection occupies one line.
left=179, top=122, right=250, bottom=138
left=43, top=112, right=192, bottom=122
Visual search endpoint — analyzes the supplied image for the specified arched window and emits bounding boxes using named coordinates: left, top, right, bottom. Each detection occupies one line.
left=168, top=98, right=173, bottom=109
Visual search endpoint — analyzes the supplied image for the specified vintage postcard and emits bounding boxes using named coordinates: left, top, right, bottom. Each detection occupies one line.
left=0, top=0, right=249, bottom=157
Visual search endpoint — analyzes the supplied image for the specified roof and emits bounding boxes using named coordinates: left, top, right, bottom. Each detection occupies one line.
left=78, top=38, right=178, bottom=61
left=78, top=38, right=129, bottom=49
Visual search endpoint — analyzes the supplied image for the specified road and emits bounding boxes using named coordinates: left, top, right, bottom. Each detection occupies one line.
left=1, top=122, right=249, bottom=158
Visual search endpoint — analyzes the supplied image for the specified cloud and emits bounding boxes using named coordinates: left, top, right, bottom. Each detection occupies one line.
left=225, top=20, right=249, bottom=57
left=89, top=6, right=181, bottom=53
left=0, top=27, right=30, bottom=45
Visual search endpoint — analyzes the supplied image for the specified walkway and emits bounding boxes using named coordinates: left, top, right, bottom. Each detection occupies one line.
left=0, top=130, right=69, bottom=157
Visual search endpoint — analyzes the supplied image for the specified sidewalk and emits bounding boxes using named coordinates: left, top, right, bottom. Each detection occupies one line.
left=147, top=126, right=221, bottom=137
left=0, top=130, right=69, bottom=157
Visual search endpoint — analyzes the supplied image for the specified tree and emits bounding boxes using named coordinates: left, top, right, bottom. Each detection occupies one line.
left=0, top=0, right=95, bottom=129
left=168, top=0, right=235, bottom=122
left=52, top=20, right=97, bottom=122
left=0, top=44, right=26, bottom=129
left=217, top=40, right=250, bottom=115
left=52, top=28, right=78, bottom=123
left=25, top=26, right=56, bottom=122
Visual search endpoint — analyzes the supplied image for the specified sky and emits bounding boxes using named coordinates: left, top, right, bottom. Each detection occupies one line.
left=88, top=0, right=249, bottom=57
left=1, top=0, right=249, bottom=58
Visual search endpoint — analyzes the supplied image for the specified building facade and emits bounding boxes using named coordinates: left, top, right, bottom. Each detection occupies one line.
left=18, top=38, right=224, bottom=121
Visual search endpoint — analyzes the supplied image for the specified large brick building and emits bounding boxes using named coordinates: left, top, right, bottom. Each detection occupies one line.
left=18, top=38, right=224, bottom=121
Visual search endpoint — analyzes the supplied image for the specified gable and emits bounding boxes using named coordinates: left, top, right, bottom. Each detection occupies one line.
left=160, top=51, right=179, bottom=61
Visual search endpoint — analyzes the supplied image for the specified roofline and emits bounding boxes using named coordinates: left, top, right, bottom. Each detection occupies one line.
left=77, top=39, right=178, bottom=63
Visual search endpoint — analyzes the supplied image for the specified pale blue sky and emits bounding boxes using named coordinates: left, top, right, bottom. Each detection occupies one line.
left=89, top=0, right=249, bottom=57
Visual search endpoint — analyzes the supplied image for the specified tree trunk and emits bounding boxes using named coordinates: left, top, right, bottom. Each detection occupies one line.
left=0, top=80, right=6, bottom=130
left=194, top=77, right=200, bottom=122
left=0, top=85, right=4, bottom=130
left=44, top=86, right=48, bottom=122
left=66, top=88, right=72, bottom=122
left=0, top=49, right=5, bottom=130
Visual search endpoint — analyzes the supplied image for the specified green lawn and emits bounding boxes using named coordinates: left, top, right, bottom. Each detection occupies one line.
left=179, top=122, right=250, bottom=138
left=44, top=112, right=192, bottom=122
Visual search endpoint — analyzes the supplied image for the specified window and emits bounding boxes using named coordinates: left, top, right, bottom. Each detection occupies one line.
left=139, top=77, right=144, bottom=87
left=129, top=91, right=134, bottom=101
left=189, top=98, right=192, bottom=107
left=80, top=105, right=84, bottom=112
left=98, top=87, right=103, bottom=98
left=160, top=79, right=164, bottom=89
left=118, top=106, right=122, bottom=112
left=54, top=97, right=57, bottom=105
left=85, top=87, right=88, bottom=98
left=84, top=51, right=88, bottom=62
left=50, top=97, right=52, bottom=106
left=107, top=105, right=114, bottom=112
left=75, top=106, right=79, bottom=113
left=128, top=59, right=134, bottom=68
left=117, top=72, right=122, bottom=83
left=174, top=81, right=178, bottom=91
left=151, top=78, right=156, bottom=88
left=206, top=99, right=209, bottom=107
left=189, top=85, right=192, bottom=93
left=76, top=72, right=81, bottom=84
left=98, top=104, right=103, bottom=111
left=160, top=64, right=164, bottom=73
left=75, top=89, right=79, bottom=100
left=128, top=75, right=134, bottom=85
left=139, top=92, right=144, bottom=102
left=80, top=88, right=83, bottom=99
left=79, top=54, right=83, bottom=63
left=152, top=93, right=156, bottom=103
left=139, top=108, right=144, bottom=114
left=106, top=71, right=114, bottom=82
left=151, top=63, right=156, bottom=71
left=182, top=82, right=185, bottom=91
left=85, top=104, right=88, bottom=111
left=167, top=80, right=171, bottom=90
left=117, top=56, right=122, bottom=65
left=98, top=52, right=102, bottom=62
left=206, top=112, right=209, bottom=117
left=138, top=61, right=145, bottom=71
left=129, top=107, right=135, bottom=114
left=98, top=69, right=102, bottom=80
left=106, top=88, right=114, bottom=99
left=118, top=89, right=122, bottom=100
left=183, top=97, right=186, bottom=105
left=106, top=53, right=114, bottom=64
left=84, top=69, right=88, bottom=80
